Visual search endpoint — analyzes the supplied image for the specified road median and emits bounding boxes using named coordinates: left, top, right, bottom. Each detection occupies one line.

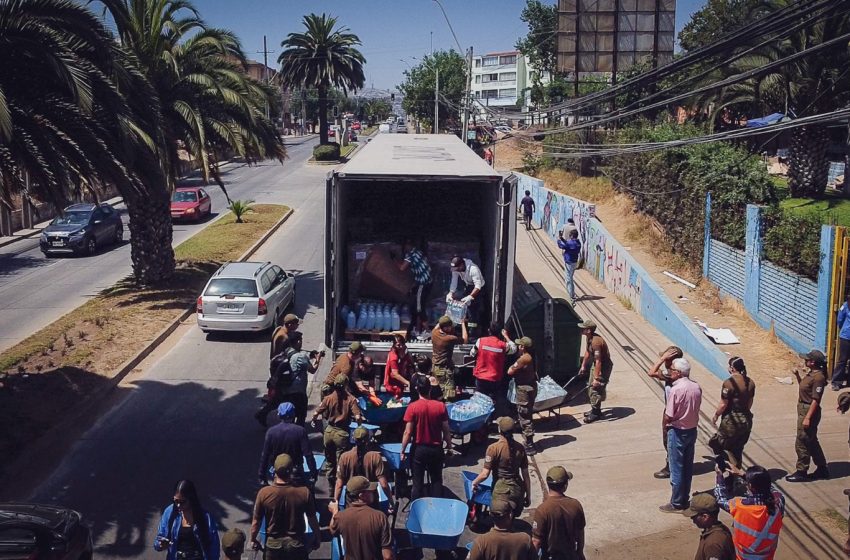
left=0, top=204, right=292, bottom=484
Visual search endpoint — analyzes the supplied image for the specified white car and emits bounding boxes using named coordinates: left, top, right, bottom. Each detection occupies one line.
left=196, top=261, right=296, bottom=332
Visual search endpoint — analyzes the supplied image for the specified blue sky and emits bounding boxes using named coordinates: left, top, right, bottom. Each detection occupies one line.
left=197, top=0, right=706, bottom=91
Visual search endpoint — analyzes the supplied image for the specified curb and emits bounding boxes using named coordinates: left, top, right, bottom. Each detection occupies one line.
left=0, top=207, right=295, bottom=498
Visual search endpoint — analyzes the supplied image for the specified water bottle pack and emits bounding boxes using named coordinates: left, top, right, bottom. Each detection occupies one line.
left=343, top=301, right=408, bottom=332
left=507, top=376, right=566, bottom=404
left=449, top=392, right=494, bottom=422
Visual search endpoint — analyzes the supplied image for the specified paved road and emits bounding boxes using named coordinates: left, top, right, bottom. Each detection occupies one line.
left=0, top=139, right=315, bottom=352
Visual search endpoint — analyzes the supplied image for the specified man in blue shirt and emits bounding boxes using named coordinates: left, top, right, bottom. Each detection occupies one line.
left=557, top=229, right=581, bottom=303
left=259, top=403, right=318, bottom=486
left=520, top=190, right=535, bottom=230
left=835, top=294, right=850, bottom=390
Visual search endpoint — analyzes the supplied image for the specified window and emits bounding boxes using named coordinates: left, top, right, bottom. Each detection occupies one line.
left=481, top=89, right=498, bottom=99
left=0, top=527, right=38, bottom=555
left=499, top=89, right=516, bottom=98
left=474, top=75, right=481, bottom=84
left=499, top=55, right=517, bottom=65
left=482, top=56, right=498, bottom=66
left=482, top=73, right=499, bottom=83
left=499, top=72, right=517, bottom=82
left=474, top=59, right=481, bottom=67
left=91, top=208, right=105, bottom=222
left=100, top=205, right=113, bottom=215
left=172, top=191, right=198, bottom=202
left=205, top=278, right=258, bottom=297
left=198, top=188, right=208, bottom=199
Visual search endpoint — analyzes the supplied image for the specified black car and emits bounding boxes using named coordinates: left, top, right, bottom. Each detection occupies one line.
left=0, top=503, right=93, bottom=559
left=40, top=203, right=124, bottom=257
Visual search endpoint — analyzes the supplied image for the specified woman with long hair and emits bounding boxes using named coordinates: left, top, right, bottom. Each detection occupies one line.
left=154, top=480, right=220, bottom=560
left=709, top=356, right=756, bottom=470
left=715, top=464, right=785, bottom=559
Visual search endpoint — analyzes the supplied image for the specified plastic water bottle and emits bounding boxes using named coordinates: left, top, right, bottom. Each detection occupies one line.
left=381, top=307, right=390, bottom=331
left=340, top=305, right=349, bottom=322
left=357, top=308, right=368, bottom=330
left=366, top=307, right=376, bottom=330
left=391, top=308, right=400, bottom=330
left=346, top=310, right=356, bottom=330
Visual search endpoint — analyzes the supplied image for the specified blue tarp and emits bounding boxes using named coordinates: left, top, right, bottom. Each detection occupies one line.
left=746, top=113, right=786, bottom=128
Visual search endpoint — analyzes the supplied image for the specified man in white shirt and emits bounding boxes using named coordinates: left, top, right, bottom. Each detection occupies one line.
left=447, top=256, right=486, bottom=335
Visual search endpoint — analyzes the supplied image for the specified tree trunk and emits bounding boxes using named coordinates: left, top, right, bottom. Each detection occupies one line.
left=788, top=125, right=830, bottom=198
left=318, top=84, right=328, bottom=145
left=125, top=189, right=175, bottom=285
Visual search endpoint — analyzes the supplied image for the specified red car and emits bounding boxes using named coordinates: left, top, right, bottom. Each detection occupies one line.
left=352, top=121, right=361, bottom=131
left=170, top=187, right=212, bottom=222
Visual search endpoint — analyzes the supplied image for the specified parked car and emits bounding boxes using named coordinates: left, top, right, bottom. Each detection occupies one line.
left=351, top=121, right=361, bottom=131
left=170, top=187, right=212, bottom=222
left=40, top=203, right=123, bottom=257
left=197, top=261, right=296, bottom=333
left=396, top=122, right=408, bottom=133
left=0, top=503, right=93, bottom=560
left=328, top=127, right=336, bottom=138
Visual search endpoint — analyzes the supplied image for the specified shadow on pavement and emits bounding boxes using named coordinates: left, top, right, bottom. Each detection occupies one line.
left=0, top=251, right=55, bottom=277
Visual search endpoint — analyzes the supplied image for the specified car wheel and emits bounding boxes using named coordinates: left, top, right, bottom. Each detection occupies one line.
left=114, top=226, right=123, bottom=245
left=86, top=237, right=96, bottom=256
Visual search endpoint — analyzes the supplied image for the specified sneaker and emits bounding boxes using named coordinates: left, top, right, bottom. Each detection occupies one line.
left=584, top=411, right=601, bottom=424
left=653, top=467, right=670, bottom=479
left=785, top=471, right=809, bottom=482
left=659, top=503, right=685, bottom=513
left=811, top=466, right=830, bottom=480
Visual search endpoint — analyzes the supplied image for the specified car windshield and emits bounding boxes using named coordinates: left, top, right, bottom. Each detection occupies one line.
left=52, top=211, right=90, bottom=226
left=205, top=278, right=258, bottom=297
left=172, top=191, right=198, bottom=202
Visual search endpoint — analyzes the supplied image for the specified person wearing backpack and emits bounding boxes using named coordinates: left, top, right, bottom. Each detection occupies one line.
left=280, top=332, right=323, bottom=426
left=255, top=344, right=297, bottom=428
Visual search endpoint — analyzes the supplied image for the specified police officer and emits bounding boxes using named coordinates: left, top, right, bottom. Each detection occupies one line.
left=310, top=374, right=364, bottom=483
left=786, top=349, right=830, bottom=482
left=709, top=356, right=755, bottom=471
left=578, top=320, right=613, bottom=424
left=507, top=337, right=538, bottom=455
left=471, top=417, right=531, bottom=519
left=331, top=427, right=395, bottom=513
left=321, top=342, right=365, bottom=397
left=430, top=315, right=468, bottom=400
left=468, top=497, right=536, bottom=560
left=682, top=493, right=734, bottom=560
left=532, top=466, right=585, bottom=560
left=221, top=528, right=246, bottom=560
left=329, top=476, right=395, bottom=560
left=270, top=314, right=300, bottom=359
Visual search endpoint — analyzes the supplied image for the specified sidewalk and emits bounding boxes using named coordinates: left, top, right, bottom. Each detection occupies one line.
left=513, top=221, right=848, bottom=558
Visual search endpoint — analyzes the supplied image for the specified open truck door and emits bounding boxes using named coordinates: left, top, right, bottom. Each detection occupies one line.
left=324, top=171, right=338, bottom=349
left=491, top=173, right=517, bottom=325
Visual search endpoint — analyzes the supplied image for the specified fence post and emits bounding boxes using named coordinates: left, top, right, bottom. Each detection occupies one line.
left=702, top=192, right=712, bottom=278
left=815, top=225, right=837, bottom=353
left=743, top=205, right=763, bottom=316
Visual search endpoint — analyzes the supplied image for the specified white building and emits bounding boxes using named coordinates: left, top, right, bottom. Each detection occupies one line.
left=471, top=50, right=549, bottom=120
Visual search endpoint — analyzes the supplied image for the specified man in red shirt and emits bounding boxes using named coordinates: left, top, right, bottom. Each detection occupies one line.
left=470, top=321, right=517, bottom=399
left=401, top=376, right=453, bottom=501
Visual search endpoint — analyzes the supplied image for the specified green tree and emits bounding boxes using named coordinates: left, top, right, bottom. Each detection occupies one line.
left=678, top=0, right=760, bottom=52
left=278, top=13, right=366, bottom=146
left=515, top=0, right=557, bottom=76
left=398, top=50, right=466, bottom=131
left=363, top=98, right=392, bottom=122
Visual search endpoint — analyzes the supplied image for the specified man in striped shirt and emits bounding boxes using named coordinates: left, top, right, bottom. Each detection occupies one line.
left=398, top=239, right=432, bottom=328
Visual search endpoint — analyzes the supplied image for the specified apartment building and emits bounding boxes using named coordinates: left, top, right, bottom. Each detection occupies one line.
left=471, top=51, right=548, bottom=118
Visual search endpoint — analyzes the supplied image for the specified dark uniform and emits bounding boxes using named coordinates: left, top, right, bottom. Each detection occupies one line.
left=329, top=478, right=393, bottom=560
left=469, top=498, right=536, bottom=560
left=321, top=353, right=356, bottom=397
left=709, top=373, right=756, bottom=469
left=795, top=366, right=828, bottom=473
left=484, top=432, right=528, bottom=518
left=312, top=376, right=362, bottom=481
left=531, top=494, right=586, bottom=560
left=510, top=348, right=538, bottom=446
left=693, top=522, right=734, bottom=560
left=432, top=319, right=462, bottom=398
left=586, top=333, right=613, bottom=416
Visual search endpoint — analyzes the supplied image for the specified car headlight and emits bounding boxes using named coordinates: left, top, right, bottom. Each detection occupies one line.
left=41, top=231, right=49, bottom=241
left=69, top=228, right=86, bottom=239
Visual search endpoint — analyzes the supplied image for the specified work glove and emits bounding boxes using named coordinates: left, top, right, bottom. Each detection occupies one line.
left=461, top=295, right=474, bottom=305
left=446, top=292, right=454, bottom=303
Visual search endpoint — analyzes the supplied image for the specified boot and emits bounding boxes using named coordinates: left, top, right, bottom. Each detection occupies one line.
left=584, top=409, right=601, bottom=423
left=524, top=436, right=537, bottom=456
left=653, top=465, right=670, bottom=479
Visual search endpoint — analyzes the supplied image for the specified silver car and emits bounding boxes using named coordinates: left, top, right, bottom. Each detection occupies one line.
left=196, top=261, right=296, bottom=332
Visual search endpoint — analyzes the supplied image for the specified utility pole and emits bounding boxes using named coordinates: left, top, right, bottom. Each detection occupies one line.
left=258, top=35, right=275, bottom=121
left=461, top=46, right=473, bottom=145
left=434, top=67, right=439, bottom=134
left=301, top=86, right=307, bottom=135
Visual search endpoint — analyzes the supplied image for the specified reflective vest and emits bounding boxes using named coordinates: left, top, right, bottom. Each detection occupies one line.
left=728, top=497, right=783, bottom=560
left=473, top=336, right=507, bottom=382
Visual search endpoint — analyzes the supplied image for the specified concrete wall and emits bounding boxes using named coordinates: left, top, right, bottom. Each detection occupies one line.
left=702, top=201, right=834, bottom=355
left=515, top=172, right=731, bottom=379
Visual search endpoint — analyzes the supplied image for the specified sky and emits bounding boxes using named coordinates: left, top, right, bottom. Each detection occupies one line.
left=197, top=0, right=707, bottom=91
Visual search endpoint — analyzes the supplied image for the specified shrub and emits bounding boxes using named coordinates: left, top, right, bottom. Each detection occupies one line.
left=762, top=207, right=822, bottom=280
left=313, top=144, right=340, bottom=161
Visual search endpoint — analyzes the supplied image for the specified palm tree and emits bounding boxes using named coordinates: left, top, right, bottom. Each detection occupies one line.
left=278, top=13, right=366, bottom=145
left=692, top=0, right=850, bottom=197
left=0, top=0, right=174, bottom=283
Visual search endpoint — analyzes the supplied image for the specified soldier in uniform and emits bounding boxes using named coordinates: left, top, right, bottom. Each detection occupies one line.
left=578, top=320, right=613, bottom=423
left=310, top=374, right=364, bottom=484
left=331, top=426, right=395, bottom=513
left=709, top=357, right=756, bottom=470
left=786, top=350, right=830, bottom=482
left=430, top=315, right=468, bottom=400
left=507, top=337, right=538, bottom=455
left=470, top=417, right=531, bottom=519
left=468, top=497, right=536, bottom=560
left=531, top=466, right=586, bottom=560
left=682, top=493, right=734, bottom=560
left=320, top=342, right=365, bottom=397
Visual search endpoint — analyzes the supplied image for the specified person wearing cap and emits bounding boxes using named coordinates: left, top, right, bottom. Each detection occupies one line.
left=470, top=321, right=517, bottom=400
left=257, top=337, right=299, bottom=428
left=384, top=334, right=414, bottom=399
left=329, top=476, right=395, bottom=560
left=682, top=493, right=734, bottom=560
left=647, top=346, right=684, bottom=479
left=447, top=256, right=485, bottom=332
left=270, top=314, right=300, bottom=359
left=431, top=315, right=468, bottom=400
left=532, top=466, right=585, bottom=560
left=468, top=496, right=536, bottom=560
left=279, top=332, right=323, bottom=427
left=221, top=528, right=246, bottom=560
left=714, top=464, right=785, bottom=559
left=258, top=402, right=317, bottom=486
left=251, top=454, right=320, bottom=560
left=471, top=417, right=531, bottom=519
left=577, top=320, right=613, bottom=424
left=508, top=336, right=538, bottom=455
left=350, top=354, right=378, bottom=400
left=709, top=356, right=755, bottom=472
left=311, top=374, right=364, bottom=483
left=321, top=342, right=366, bottom=397
left=661, top=357, right=702, bottom=513
left=401, top=375, right=452, bottom=501
left=331, top=427, right=394, bottom=514
left=786, top=349, right=830, bottom=482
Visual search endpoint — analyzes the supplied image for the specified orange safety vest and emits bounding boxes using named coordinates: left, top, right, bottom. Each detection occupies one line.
left=728, top=497, right=783, bottom=560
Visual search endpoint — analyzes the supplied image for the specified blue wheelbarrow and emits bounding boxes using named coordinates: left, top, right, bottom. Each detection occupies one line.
left=405, top=498, right=468, bottom=551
